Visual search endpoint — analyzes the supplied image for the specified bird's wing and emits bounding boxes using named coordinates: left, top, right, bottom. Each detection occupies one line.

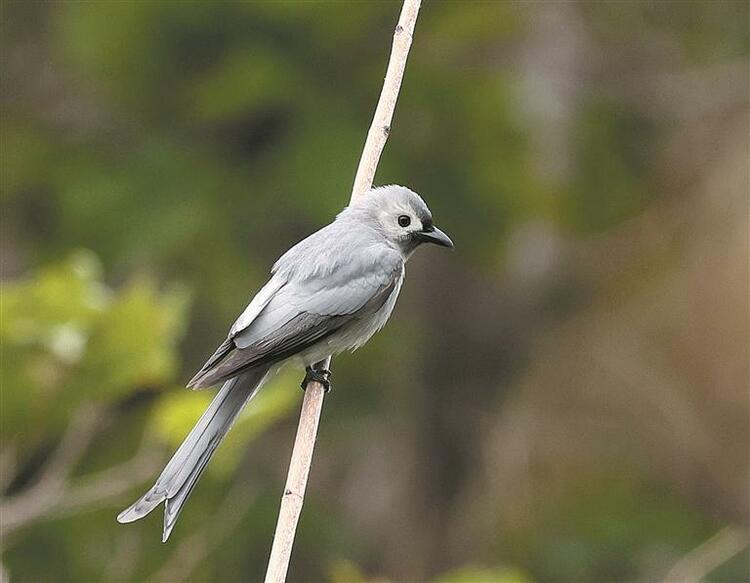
left=230, top=276, right=285, bottom=337
left=187, top=245, right=402, bottom=389
left=187, top=276, right=285, bottom=385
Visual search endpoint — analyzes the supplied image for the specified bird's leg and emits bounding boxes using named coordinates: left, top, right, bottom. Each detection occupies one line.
left=301, top=366, right=332, bottom=393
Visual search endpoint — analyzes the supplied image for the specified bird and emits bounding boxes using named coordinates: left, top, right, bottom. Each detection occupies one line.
left=116, top=184, right=453, bottom=542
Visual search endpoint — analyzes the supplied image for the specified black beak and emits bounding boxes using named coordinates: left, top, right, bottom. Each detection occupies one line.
left=415, top=225, right=454, bottom=249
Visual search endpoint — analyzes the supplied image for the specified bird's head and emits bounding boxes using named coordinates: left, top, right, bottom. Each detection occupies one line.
left=347, top=185, right=454, bottom=256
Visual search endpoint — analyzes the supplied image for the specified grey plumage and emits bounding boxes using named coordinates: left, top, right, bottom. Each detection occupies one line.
left=117, top=185, right=453, bottom=541
left=117, top=367, right=270, bottom=541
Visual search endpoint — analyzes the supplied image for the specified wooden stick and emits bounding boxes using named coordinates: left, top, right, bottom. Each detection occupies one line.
left=264, top=2, right=422, bottom=581
left=350, top=0, right=422, bottom=202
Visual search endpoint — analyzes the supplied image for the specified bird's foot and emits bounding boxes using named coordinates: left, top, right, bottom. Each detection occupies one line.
left=301, top=366, right=332, bottom=393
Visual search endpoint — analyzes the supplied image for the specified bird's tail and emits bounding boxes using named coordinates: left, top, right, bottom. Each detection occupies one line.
left=117, top=365, right=271, bottom=542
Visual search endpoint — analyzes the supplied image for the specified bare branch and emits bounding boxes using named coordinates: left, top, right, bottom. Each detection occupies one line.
left=350, top=0, right=421, bottom=202
left=52, top=443, right=161, bottom=517
left=0, top=404, right=102, bottom=535
left=0, top=416, right=160, bottom=536
left=264, top=2, right=422, bottom=581
left=38, top=405, right=102, bottom=484
left=663, top=527, right=749, bottom=583
left=264, top=380, right=327, bottom=583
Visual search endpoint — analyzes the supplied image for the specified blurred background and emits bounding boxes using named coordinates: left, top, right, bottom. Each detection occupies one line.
left=1, top=1, right=748, bottom=582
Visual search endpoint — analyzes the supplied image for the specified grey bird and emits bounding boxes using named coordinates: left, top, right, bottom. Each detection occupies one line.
left=116, top=185, right=453, bottom=541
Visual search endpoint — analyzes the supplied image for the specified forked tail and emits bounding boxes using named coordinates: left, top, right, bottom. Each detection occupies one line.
left=117, top=365, right=271, bottom=542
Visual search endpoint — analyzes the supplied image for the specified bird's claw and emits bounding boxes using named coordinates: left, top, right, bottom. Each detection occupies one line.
left=301, top=367, right=332, bottom=393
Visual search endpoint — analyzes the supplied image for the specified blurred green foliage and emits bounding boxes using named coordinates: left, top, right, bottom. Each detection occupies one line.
left=2, top=1, right=748, bottom=582
left=1, top=250, right=187, bottom=444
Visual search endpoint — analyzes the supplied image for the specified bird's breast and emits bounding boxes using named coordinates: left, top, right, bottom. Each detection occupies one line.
left=343, top=264, right=405, bottom=352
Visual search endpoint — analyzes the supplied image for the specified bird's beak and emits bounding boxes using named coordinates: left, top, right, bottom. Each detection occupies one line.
left=416, top=225, right=454, bottom=249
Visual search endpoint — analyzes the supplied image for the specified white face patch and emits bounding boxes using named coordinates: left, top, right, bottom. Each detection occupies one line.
left=347, top=184, right=434, bottom=252
left=377, top=200, right=423, bottom=245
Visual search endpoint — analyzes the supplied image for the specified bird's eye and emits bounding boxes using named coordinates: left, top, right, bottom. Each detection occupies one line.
left=398, top=215, right=411, bottom=228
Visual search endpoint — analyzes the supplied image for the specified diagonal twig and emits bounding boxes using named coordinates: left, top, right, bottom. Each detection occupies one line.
left=0, top=412, right=160, bottom=537
left=663, top=527, right=750, bottom=583
left=263, top=2, right=422, bottom=581
left=0, top=404, right=102, bottom=535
